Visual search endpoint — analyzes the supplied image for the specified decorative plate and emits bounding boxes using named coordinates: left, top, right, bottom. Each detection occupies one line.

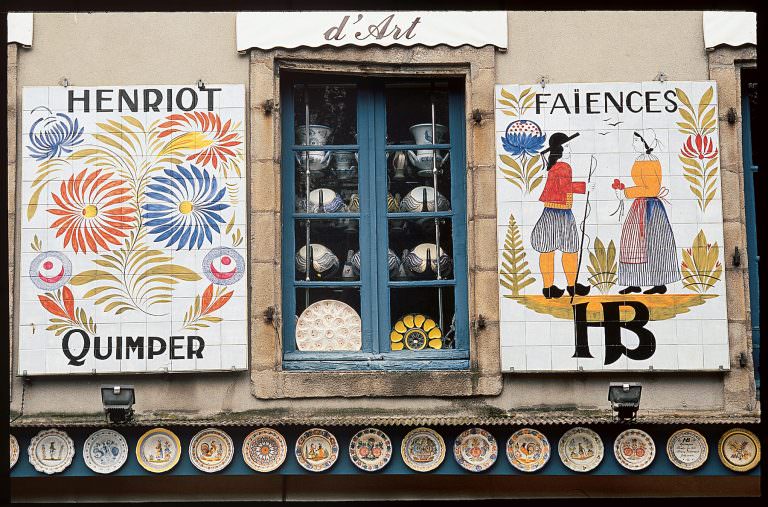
left=401, top=427, right=446, bottom=472
left=558, top=427, right=604, bottom=473
left=295, top=428, right=339, bottom=472
left=453, top=428, right=498, bottom=472
left=390, top=314, right=443, bottom=351
left=10, top=434, right=19, bottom=470
left=718, top=428, right=760, bottom=472
left=28, top=428, right=75, bottom=474
left=136, top=428, right=182, bottom=473
left=242, top=428, right=287, bottom=473
left=349, top=428, right=393, bottom=472
left=295, top=299, right=362, bottom=352
left=666, top=428, right=709, bottom=471
left=613, top=429, right=655, bottom=471
left=189, top=428, right=234, bottom=473
left=82, top=429, right=129, bottom=474
left=506, top=428, right=551, bottom=472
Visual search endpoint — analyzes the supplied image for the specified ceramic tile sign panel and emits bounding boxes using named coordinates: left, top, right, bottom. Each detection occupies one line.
left=18, top=85, right=247, bottom=375
left=495, top=81, right=728, bottom=372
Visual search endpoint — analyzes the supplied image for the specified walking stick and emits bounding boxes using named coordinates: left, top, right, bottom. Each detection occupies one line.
left=571, top=155, right=597, bottom=304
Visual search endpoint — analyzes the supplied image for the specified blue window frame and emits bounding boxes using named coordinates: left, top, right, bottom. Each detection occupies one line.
left=280, top=73, right=469, bottom=371
left=741, top=70, right=760, bottom=396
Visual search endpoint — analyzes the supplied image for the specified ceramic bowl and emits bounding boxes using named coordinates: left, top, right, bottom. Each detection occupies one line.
left=305, top=188, right=345, bottom=213
left=351, top=249, right=400, bottom=277
left=403, top=243, right=452, bottom=277
left=399, top=186, right=450, bottom=212
left=296, top=244, right=340, bottom=278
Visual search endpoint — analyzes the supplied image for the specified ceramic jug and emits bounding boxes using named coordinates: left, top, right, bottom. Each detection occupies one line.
left=333, top=151, right=357, bottom=180
left=295, top=124, right=332, bottom=173
left=407, top=123, right=450, bottom=177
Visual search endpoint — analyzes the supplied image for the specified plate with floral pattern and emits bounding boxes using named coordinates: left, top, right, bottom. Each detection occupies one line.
left=83, top=429, right=129, bottom=474
left=189, top=428, right=234, bottom=473
left=506, top=428, right=551, bottom=472
left=666, top=428, right=708, bottom=471
left=349, top=428, right=393, bottom=472
left=295, top=428, right=339, bottom=472
left=401, top=427, right=446, bottom=472
left=718, top=428, right=760, bottom=472
left=453, top=428, right=498, bottom=472
left=614, top=429, right=655, bottom=471
left=10, top=434, right=19, bottom=470
left=558, top=427, right=604, bottom=472
left=28, top=428, right=75, bottom=474
left=136, top=428, right=181, bottom=473
left=242, top=428, right=287, bottom=473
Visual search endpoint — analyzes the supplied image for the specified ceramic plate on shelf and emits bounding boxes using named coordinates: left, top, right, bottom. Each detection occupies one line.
left=82, top=429, right=129, bottom=474
left=666, top=428, right=708, bottom=471
left=453, top=428, right=498, bottom=472
left=295, top=428, right=339, bottom=472
left=28, top=428, right=75, bottom=474
left=189, top=428, right=234, bottom=473
left=242, top=428, right=287, bottom=473
left=10, top=434, right=19, bottom=470
left=614, top=429, right=655, bottom=471
left=506, top=428, right=551, bottom=472
left=718, top=428, right=760, bottom=472
left=401, top=427, right=446, bottom=472
left=136, top=428, right=181, bottom=473
left=349, top=428, right=393, bottom=472
left=558, top=427, right=604, bottom=473
left=295, top=299, right=362, bottom=352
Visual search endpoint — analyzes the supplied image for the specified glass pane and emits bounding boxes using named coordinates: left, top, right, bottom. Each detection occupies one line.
left=294, top=288, right=362, bottom=352
left=295, top=219, right=360, bottom=281
left=295, top=150, right=360, bottom=212
left=388, top=155, right=452, bottom=211
left=385, top=82, right=450, bottom=146
left=388, top=218, right=453, bottom=281
left=389, top=287, right=455, bottom=351
left=294, top=84, right=357, bottom=146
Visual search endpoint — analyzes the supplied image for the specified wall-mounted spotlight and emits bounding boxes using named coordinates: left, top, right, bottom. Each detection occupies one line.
left=101, top=385, right=135, bottom=424
left=608, top=382, right=642, bottom=421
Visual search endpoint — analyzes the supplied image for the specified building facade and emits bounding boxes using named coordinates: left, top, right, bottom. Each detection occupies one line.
left=7, top=11, right=760, bottom=500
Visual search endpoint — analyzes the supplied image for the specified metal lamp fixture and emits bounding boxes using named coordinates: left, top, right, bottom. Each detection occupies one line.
left=608, top=382, right=642, bottom=421
left=101, top=385, right=135, bottom=424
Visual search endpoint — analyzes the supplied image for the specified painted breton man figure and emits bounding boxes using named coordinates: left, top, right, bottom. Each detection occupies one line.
left=531, top=132, right=594, bottom=299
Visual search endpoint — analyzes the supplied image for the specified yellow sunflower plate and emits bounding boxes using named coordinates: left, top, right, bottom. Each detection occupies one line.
left=390, top=314, right=443, bottom=350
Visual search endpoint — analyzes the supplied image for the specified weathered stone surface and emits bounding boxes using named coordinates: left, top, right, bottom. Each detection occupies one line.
left=473, top=167, right=498, bottom=219
left=724, top=269, right=747, bottom=321
left=248, top=159, right=278, bottom=212
left=475, top=218, right=499, bottom=271
left=473, top=269, right=501, bottom=322
left=248, top=212, right=278, bottom=263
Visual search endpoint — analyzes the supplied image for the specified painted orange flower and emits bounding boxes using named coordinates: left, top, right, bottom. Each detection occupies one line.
left=48, top=168, right=136, bottom=253
left=158, top=112, right=242, bottom=169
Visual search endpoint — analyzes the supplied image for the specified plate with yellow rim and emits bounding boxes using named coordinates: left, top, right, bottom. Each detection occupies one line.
left=242, top=428, right=287, bottom=473
left=718, top=428, right=760, bottom=472
left=401, top=427, right=446, bottom=472
left=136, top=428, right=182, bottom=473
left=507, top=428, right=551, bottom=472
left=666, top=428, right=708, bottom=471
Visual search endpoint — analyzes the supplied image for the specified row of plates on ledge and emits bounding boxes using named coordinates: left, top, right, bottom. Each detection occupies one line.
left=10, top=426, right=760, bottom=475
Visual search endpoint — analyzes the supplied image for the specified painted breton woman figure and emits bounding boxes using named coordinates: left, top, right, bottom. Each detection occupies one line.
left=616, top=129, right=681, bottom=294
left=531, top=132, right=593, bottom=299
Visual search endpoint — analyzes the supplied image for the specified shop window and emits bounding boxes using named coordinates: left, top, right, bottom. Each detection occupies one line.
left=280, top=73, right=469, bottom=370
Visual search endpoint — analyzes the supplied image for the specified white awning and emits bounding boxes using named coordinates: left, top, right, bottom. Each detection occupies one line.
left=703, top=11, right=756, bottom=49
left=236, top=11, right=508, bottom=52
left=7, top=12, right=33, bottom=46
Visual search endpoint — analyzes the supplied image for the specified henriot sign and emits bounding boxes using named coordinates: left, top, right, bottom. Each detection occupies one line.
left=18, top=85, right=248, bottom=375
left=236, top=11, right=508, bottom=51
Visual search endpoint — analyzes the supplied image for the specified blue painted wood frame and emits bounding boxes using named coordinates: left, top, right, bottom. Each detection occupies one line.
left=741, top=92, right=760, bottom=392
left=281, top=74, right=469, bottom=370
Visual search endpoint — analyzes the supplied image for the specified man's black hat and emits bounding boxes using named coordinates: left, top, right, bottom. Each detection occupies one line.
left=540, top=132, right=580, bottom=155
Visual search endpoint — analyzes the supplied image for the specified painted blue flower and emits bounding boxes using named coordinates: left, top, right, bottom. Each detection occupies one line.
left=27, top=111, right=84, bottom=161
left=501, top=120, right=545, bottom=158
left=141, top=164, right=230, bottom=250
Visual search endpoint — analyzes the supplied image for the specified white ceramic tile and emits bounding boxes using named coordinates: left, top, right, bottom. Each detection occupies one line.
left=501, top=345, right=526, bottom=372
left=525, top=345, right=551, bottom=371
left=500, top=321, right=525, bottom=347
left=703, top=343, right=730, bottom=370
left=18, top=349, right=46, bottom=375
left=677, top=344, right=704, bottom=369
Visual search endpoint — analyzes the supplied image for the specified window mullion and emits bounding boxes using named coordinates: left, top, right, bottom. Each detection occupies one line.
left=358, top=84, right=377, bottom=354
left=373, top=84, right=391, bottom=354
left=280, top=77, right=298, bottom=354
